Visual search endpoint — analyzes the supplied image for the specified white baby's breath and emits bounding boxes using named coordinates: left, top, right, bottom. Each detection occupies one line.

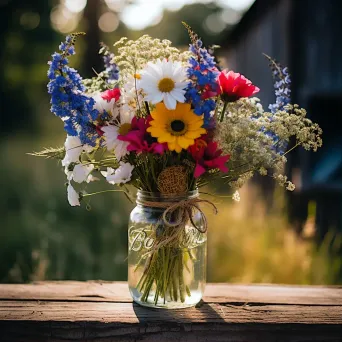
left=216, top=98, right=322, bottom=190
left=113, top=35, right=191, bottom=79
left=232, top=190, right=240, bottom=202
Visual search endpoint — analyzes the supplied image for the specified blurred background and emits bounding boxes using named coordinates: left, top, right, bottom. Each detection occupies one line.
left=1, top=0, right=341, bottom=284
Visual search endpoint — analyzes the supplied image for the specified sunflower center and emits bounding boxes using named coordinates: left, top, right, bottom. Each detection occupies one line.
left=171, top=120, right=185, bottom=133
left=118, top=123, right=132, bottom=135
left=158, top=77, right=175, bottom=93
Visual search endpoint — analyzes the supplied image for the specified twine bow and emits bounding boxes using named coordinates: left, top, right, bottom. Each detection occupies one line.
left=140, top=197, right=218, bottom=234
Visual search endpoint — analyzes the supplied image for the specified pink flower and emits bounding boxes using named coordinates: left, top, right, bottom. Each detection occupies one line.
left=218, top=70, right=259, bottom=101
left=101, top=88, right=121, bottom=102
left=188, top=136, right=230, bottom=178
left=118, top=116, right=167, bottom=154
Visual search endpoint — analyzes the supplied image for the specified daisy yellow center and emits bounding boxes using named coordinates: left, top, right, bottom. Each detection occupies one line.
left=158, top=77, right=175, bottom=93
left=118, top=123, right=132, bottom=135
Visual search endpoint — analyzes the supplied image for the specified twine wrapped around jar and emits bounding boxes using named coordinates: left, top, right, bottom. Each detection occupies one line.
left=138, top=196, right=218, bottom=252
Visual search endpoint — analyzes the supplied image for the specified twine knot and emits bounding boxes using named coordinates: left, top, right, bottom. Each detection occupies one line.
left=140, top=197, right=218, bottom=234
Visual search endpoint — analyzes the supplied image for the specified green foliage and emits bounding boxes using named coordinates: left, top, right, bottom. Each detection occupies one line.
left=28, top=147, right=65, bottom=160
left=1, top=139, right=130, bottom=283
left=207, top=186, right=342, bottom=285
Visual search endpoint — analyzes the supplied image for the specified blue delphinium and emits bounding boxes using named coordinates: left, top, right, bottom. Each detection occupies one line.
left=265, top=55, right=292, bottom=153
left=102, top=49, right=119, bottom=83
left=185, top=37, right=219, bottom=128
left=268, top=60, right=291, bottom=113
left=47, top=34, right=99, bottom=146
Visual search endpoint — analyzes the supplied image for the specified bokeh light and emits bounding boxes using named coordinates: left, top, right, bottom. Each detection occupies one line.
left=120, top=0, right=255, bottom=30
left=204, top=12, right=226, bottom=34
left=20, top=12, right=40, bottom=30
left=121, top=2, right=163, bottom=31
left=105, top=0, right=125, bottom=12
left=50, top=5, right=79, bottom=33
left=220, top=8, right=242, bottom=25
left=98, top=12, right=119, bottom=32
left=65, top=0, right=87, bottom=13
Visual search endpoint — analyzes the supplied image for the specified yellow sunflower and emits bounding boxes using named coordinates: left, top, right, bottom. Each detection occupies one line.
left=147, top=102, right=206, bottom=153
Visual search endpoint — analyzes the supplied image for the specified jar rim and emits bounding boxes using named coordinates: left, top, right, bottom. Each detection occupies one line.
left=136, top=189, right=199, bottom=204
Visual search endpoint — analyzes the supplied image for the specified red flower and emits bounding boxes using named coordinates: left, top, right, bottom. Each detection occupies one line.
left=101, top=88, right=121, bottom=102
left=188, top=136, right=230, bottom=178
left=218, top=70, right=259, bottom=101
left=118, top=116, right=167, bottom=154
left=201, top=84, right=220, bottom=100
left=95, top=125, right=104, bottom=136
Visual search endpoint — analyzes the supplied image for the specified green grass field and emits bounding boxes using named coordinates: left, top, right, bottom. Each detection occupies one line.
left=1, top=135, right=340, bottom=284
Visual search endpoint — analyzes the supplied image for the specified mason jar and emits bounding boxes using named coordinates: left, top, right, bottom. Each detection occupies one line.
left=128, top=190, right=207, bottom=309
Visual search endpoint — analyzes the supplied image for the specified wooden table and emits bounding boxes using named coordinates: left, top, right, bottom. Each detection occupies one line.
left=0, top=281, right=341, bottom=341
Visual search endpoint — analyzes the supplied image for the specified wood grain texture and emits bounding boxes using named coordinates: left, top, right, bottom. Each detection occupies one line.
left=1, top=281, right=341, bottom=305
left=0, top=282, right=341, bottom=342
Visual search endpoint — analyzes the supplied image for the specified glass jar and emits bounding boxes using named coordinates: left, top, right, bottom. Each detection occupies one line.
left=128, top=190, right=207, bottom=309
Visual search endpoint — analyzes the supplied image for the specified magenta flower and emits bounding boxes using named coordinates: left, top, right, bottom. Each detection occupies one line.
left=118, top=116, right=167, bottom=154
left=188, top=137, right=230, bottom=178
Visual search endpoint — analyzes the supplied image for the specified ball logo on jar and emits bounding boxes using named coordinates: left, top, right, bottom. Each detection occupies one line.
left=128, top=225, right=206, bottom=252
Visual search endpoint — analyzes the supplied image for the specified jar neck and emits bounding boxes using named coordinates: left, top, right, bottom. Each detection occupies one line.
left=136, top=190, right=199, bottom=206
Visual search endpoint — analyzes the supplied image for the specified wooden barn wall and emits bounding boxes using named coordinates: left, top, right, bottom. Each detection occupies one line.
left=223, top=0, right=291, bottom=109
left=292, top=0, right=342, bottom=191
left=293, top=0, right=342, bottom=104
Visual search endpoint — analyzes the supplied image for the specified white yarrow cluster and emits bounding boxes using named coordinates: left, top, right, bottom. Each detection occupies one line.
left=113, top=35, right=191, bottom=78
left=232, top=191, right=241, bottom=202
left=216, top=98, right=322, bottom=190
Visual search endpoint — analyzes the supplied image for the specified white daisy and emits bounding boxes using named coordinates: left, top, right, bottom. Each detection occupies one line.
left=101, top=111, right=134, bottom=161
left=72, top=164, right=95, bottom=183
left=62, top=136, right=96, bottom=167
left=139, top=59, right=188, bottom=110
left=121, top=74, right=143, bottom=116
left=93, top=91, right=119, bottom=118
left=104, top=162, right=134, bottom=185
left=100, top=167, right=115, bottom=185
left=62, top=135, right=83, bottom=167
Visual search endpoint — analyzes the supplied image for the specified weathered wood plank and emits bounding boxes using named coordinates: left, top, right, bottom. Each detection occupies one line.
left=0, top=282, right=341, bottom=342
left=0, top=301, right=341, bottom=341
left=0, top=281, right=341, bottom=305
left=1, top=321, right=341, bottom=342
left=0, top=301, right=341, bottom=324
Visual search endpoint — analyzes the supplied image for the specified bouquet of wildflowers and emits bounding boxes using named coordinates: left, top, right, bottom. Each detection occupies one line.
left=33, top=24, right=322, bottom=307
